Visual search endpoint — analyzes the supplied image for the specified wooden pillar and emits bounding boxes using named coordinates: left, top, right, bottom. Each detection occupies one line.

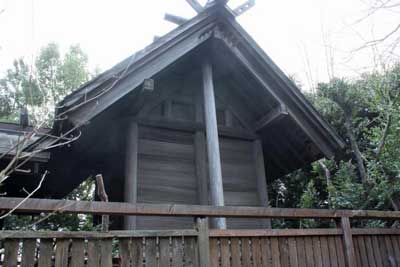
left=254, top=139, right=272, bottom=228
left=196, top=217, right=210, bottom=267
left=341, top=217, right=356, bottom=267
left=124, top=121, right=138, bottom=230
left=202, top=60, right=226, bottom=229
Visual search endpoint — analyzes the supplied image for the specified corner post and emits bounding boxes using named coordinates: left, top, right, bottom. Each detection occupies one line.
left=124, top=121, right=138, bottom=230
left=202, top=60, right=226, bottom=229
left=341, top=217, right=356, bottom=267
left=196, top=217, right=210, bottom=267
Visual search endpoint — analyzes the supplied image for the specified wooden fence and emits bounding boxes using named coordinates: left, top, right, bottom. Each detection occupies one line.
left=1, top=197, right=400, bottom=266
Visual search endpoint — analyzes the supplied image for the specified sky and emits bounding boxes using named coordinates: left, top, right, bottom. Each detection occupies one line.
left=0, top=0, right=399, bottom=90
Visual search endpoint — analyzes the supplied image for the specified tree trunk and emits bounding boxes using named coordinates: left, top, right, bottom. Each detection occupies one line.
left=344, top=115, right=369, bottom=184
left=376, top=113, right=392, bottom=159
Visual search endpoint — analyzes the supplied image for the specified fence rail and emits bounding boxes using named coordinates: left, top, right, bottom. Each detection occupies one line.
left=1, top=197, right=400, bottom=266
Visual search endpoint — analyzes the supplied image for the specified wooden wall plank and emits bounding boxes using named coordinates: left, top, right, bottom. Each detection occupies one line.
left=334, top=236, right=346, bottom=267
left=295, top=237, right=306, bottom=267
left=184, top=237, right=199, bottom=267
left=371, top=236, right=383, bottom=267
left=288, top=237, right=298, bottom=267
left=70, top=239, right=85, bottom=267
left=242, top=238, right=252, bottom=266
left=171, top=237, right=184, bottom=267
left=131, top=238, right=144, bottom=267
left=87, top=240, right=101, bottom=267
left=145, top=237, right=158, bottom=267
left=278, top=238, right=289, bottom=267
left=101, top=239, right=113, bottom=267
left=38, top=239, right=54, bottom=267
left=21, top=239, right=36, bottom=267
left=220, top=238, right=230, bottom=267
left=3, top=239, right=19, bottom=267
left=54, top=239, right=70, bottom=267
left=209, top=238, right=220, bottom=267
left=327, top=236, right=338, bottom=267
left=311, top=237, right=323, bottom=267
left=119, top=239, right=132, bottom=267
left=270, top=237, right=281, bottom=267
left=364, top=236, right=377, bottom=267
left=304, top=237, right=315, bottom=267
left=252, top=237, right=263, bottom=267
left=358, top=236, right=369, bottom=267
left=391, top=236, right=400, bottom=266
left=260, top=237, right=272, bottom=267
left=320, top=237, right=330, bottom=267
left=159, top=237, right=171, bottom=267
left=230, top=238, right=241, bottom=267
left=384, top=235, right=396, bottom=266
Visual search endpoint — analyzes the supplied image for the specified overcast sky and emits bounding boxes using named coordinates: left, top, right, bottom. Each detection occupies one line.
left=0, top=0, right=399, bottom=90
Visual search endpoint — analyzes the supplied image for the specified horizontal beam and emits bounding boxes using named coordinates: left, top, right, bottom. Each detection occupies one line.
left=164, top=13, right=189, bottom=26
left=1, top=197, right=400, bottom=220
left=210, top=229, right=342, bottom=237
left=137, top=116, right=257, bottom=140
left=254, top=104, right=289, bottom=131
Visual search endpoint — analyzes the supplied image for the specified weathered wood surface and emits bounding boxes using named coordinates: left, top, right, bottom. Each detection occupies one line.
left=3, top=197, right=400, bottom=219
left=1, top=228, right=400, bottom=266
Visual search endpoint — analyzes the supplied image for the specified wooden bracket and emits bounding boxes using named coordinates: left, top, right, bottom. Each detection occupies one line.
left=254, top=104, right=289, bottom=131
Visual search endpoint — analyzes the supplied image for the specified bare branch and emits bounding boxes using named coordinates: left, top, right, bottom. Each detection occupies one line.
left=0, top=171, right=47, bottom=220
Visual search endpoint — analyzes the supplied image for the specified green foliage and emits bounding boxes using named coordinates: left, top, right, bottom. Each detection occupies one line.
left=0, top=43, right=91, bottom=125
left=272, top=63, right=400, bottom=228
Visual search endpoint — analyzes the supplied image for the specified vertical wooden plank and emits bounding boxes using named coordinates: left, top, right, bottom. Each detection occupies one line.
left=390, top=236, right=400, bottom=266
left=253, top=139, right=271, bottom=228
left=378, top=235, right=389, bottom=267
left=341, top=217, right=356, bottom=267
left=87, top=240, right=101, bottom=267
left=220, top=238, right=230, bottom=267
left=3, top=239, right=19, bottom=267
left=124, top=121, right=138, bottom=230
left=384, top=236, right=396, bottom=267
left=261, top=237, right=272, bottom=267
left=358, top=236, right=369, bottom=267
left=70, top=239, right=85, bottom=267
left=354, top=237, right=362, bottom=267
left=296, top=237, right=306, bottom=267
left=242, top=238, right=252, bottom=267
left=270, top=237, right=281, bottom=267
left=145, top=237, right=158, bottom=267
left=197, top=218, right=210, bottom=267
left=21, top=239, right=36, bottom=267
left=364, top=236, right=377, bottom=267
left=278, top=237, right=289, bottom=267
left=195, top=132, right=209, bottom=206
left=304, top=237, right=315, bottom=267
left=38, top=239, right=54, bottom=267
left=159, top=237, right=171, bottom=267
left=287, top=237, right=298, bottom=267
left=371, top=236, right=383, bottom=267
left=54, top=239, right=70, bottom=267
left=184, top=237, right=199, bottom=267
left=334, top=236, right=346, bottom=267
left=209, top=238, right=220, bottom=267
left=252, top=237, right=262, bottom=267
left=320, top=237, right=330, bottom=267
left=131, top=237, right=144, bottom=267
left=327, top=236, right=338, bottom=267
left=312, top=237, right=323, bottom=267
left=172, top=237, right=184, bottom=267
left=202, top=60, right=226, bottom=229
left=230, top=238, right=241, bottom=267
left=100, top=239, right=113, bottom=267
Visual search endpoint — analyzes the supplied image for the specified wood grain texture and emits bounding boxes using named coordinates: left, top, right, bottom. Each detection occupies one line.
left=38, top=239, right=54, bottom=267
left=70, top=239, right=85, bottom=267
left=4, top=239, right=19, bottom=267
left=21, top=239, right=36, bottom=267
left=54, top=239, right=70, bottom=267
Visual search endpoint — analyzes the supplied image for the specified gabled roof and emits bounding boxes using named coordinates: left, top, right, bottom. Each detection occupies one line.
left=55, top=4, right=343, bottom=159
